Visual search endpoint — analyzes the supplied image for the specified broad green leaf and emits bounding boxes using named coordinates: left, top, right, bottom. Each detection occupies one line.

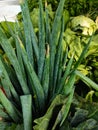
left=20, top=95, right=32, bottom=130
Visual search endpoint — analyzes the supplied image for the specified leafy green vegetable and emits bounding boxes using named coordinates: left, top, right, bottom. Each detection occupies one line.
left=0, top=0, right=97, bottom=130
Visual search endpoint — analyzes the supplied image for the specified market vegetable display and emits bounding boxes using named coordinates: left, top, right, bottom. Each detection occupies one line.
left=0, top=0, right=98, bottom=130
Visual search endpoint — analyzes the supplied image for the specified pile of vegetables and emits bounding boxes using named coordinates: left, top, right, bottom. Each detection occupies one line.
left=18, top=0, right=98, bottom=84
left=0, top=0, right=98, bottom=130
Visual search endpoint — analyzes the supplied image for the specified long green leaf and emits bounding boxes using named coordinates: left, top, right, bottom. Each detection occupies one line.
left=53, top=17, right=64, bottom=93
left=60, top=88, right=74, bottom=126
left=45, top=1, right=50, bottom=44
left=20, top=95, right=32, bottom=130
left=2, top=61, right=22, bottom=95
left=14, top=23, right=27, bottom=82
left=38, top=0, right=45, bottom=81
left=20, top=0, right=34, bottom=66
left=0, top=89, right=21, bottom=123
left=62, top=47, right=68, bottom=70
left=62, top=72, right=76, bottom=96
left=0, top=59, right=11, bottom=98
left=15, top=36, right=27, bottom=83
left=42, top=44, right=50, bottom=101
left=5, top=21, right=27, bottom=83
left=75, top=70, right=98, bottom=91
left=0, top=104, right=9, bottom=119
left=56, top=55, right=74, bottom=94
left=20, top=0, right=39, bottom=62
left=18, top=38, right=45, bottom=112
left=0, top=27, right=30, bottom=94
left=50, top=0, right=66, bottom=88
left=0, top=58, right=20, bottom=103
left=56, top=49, right=64, bottom=87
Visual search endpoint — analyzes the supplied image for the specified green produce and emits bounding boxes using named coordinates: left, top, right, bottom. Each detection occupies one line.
left=0, top=0, right=98, bottom=130
left=27, top=0, right=98, bottom=20
left=0, top=21, right=15, bottom=38
left=62, top=15, right=98, bottom=84
left=69, top=15, right=97, bottom=36
left=0, top=0, right=79, bottom=129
